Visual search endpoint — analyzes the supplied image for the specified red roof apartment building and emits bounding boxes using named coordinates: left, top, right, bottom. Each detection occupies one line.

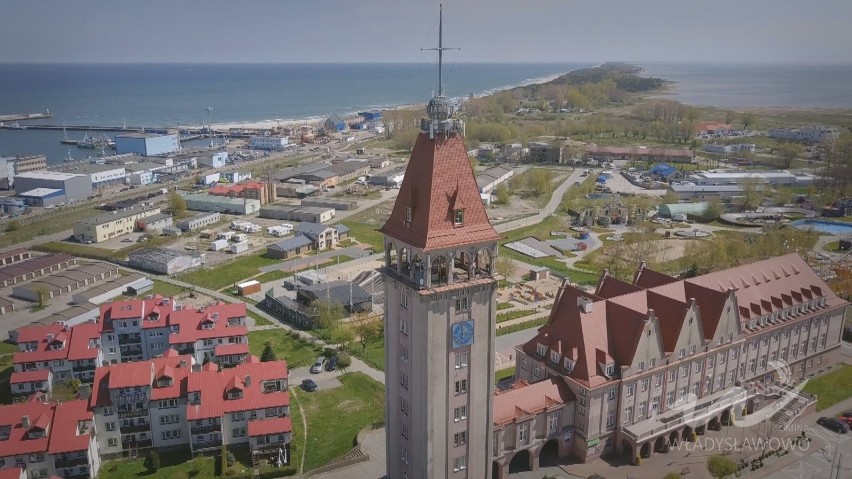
left=0, top=399, right=100, bottom=479
left=11, top=323, right=102, bottom=399
left=90, top=352, right=291, bottom=463
left=496, top=254, right=847, bottom=477
left=98, top=295, right=248, bottom=367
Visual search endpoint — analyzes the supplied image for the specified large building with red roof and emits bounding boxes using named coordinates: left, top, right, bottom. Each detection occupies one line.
left=98, top=295, right=248, bottom=367
left=11, top=322, right=102, bottom=399
left=89, top=353, right=290, bottom=463
left=499, top=254, right=847, bottom=476
left=0, top=399, right=100, bottom=479
left=208, top=181, right=271, bottom=205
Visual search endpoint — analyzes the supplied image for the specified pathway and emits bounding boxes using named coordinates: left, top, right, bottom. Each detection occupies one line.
left=494, top=168, right=585, bottom=233
left=258, top=246, right=372, bottom=273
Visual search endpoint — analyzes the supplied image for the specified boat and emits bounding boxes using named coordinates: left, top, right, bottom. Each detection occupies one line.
left=77, top=133, right=113, bottom=149
left=64, top=150, right=74, bottom=162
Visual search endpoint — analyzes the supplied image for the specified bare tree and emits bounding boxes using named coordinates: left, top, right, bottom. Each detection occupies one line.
left=737, top=177, right=765, bottom=211
left=740, top=111, right=757, bottom=130
left=775, top=141, right=805, bottom=169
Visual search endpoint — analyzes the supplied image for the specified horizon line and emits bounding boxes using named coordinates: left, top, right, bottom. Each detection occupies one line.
left=2, top=60, right=852, bottom=66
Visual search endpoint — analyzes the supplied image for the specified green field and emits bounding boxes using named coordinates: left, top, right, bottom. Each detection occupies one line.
left=298, top=372, right=384, bottom=472
left=496, top=367, right=515, bottom=382
left=349, top=334, right=385, bottom=372
left=179, top=253, right=280, bottom=290
left=496, top=309, right=537, bottom=323
left=247, top=329, right=322, bottom=369
left=340, top=220, right=384, bottom=252
left=803, top=364, right=852, bottom=411
left=247, top=310, right=273, bottom=327
left=497, top=317, right=547, bottom=336
left=97, top=449, right=216, bottom=479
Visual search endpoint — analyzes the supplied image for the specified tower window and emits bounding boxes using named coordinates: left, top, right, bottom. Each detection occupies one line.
left=454, top=209, right=464, bottom=226
left=405, top=206, right=412, bottom=224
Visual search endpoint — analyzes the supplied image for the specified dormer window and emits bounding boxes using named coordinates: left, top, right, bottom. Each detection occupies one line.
left=227, top=389, right=243, bottom=400
left=604, top=363, right=615, bottom=377
left=637, top=361, right=645, bottom=372
left=405, top=206, right=412, bottom=224
left=454, top=209, right=464, bottom=226
left=564, top=358, right=575, bottom=372
left=536, top=343, right=546, bottom=356
left=550, top=351, right=559, bottom=363
left=157, top=377, right=173, bottom=387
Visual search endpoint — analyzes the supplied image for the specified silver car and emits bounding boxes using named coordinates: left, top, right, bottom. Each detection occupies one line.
left=310, top=357, right=326, bottom=374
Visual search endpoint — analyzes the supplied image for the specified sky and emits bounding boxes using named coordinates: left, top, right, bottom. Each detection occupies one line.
left=1, top=0, right=851, bottom=64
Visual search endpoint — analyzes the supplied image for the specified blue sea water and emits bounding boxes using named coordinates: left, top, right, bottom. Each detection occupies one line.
left=1, top=62, right=851, bottom=164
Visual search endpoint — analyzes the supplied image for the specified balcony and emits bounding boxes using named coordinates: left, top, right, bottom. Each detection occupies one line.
left=120, top=345, right=143, bottom=356
left=72, top=363, right=96, bottom=373
left=120, top=422, right=151, bottom=434
left=55, top=456, right=89, bottom=469
left=122, top=439, right=153, bottom=449
left=191, top=423, right=221, bottom=435
left=622, top=387, right=747, bottom=442
left=118, top=335, right=142, bottom=345
left=192, top=438, right=223, bottom=451
left=118, top=408, right=148, bottom=420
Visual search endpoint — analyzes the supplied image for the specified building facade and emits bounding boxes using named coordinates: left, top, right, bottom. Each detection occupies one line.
left=127, top=248, right=204, bottom=275
left=176, top=212, right=221, bottom=232
left=249, top=136, right=289, bottom=151
left=183, top=194, right=261, bottom=215
left=380, top=71, right=500, bottom=478
left=506, top=254, right=846, bottom=474
left=13, top=171, right=93, bottom=201
left=768, top=126, right=839, bottom=143
left=73, top=206, right=161, bottom=243
left=115, top=133, right=179, bottom=156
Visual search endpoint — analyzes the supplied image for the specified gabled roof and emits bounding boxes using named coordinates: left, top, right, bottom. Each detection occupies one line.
left=10, top=369, right=50, bottom=384
left=0, top=401, right=54, bottom=455
left=248, top=417, right=293, bottom=437
left=167, top=303, right=248, bottom=345
left=380, top=132, right=500, bottom=252
left=47, top=400, right=92, bottom=454
left=186, top=361, right=289, bottom=420
left=493, top=378, right=575, bottom=426
left=268, top=235, right=312, bottom=252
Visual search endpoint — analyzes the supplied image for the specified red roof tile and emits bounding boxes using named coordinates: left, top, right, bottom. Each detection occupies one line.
left=380, top=132, right=500, bottom=252
left=0, top=401, right=54, bottom=455
left=67, top=322, right=100, bottom=361
left=14, top=323, right=67, bottom=345
left=98, top=295, right=174, bottom=333
left=10, top=369, right=50, bottom=384
left=187, top=361, right=289, bottom=420
left=108, top=361, right=152, bottom=389
left=0, top=468, right=25, bottom=479
left=215, top=343, right=249, bottom=356
left=47, top=400, right=92, bottom=454
left=168, top=303, right=248, bottom=344
left=493, top=378, right=575, bottom=426
left=248, top=417, right=292, bottom=437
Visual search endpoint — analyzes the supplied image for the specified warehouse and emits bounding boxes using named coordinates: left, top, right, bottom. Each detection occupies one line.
left=124, top=161, right=168, bottom=186
left=0, top=253, right=77, bottom=288
left=668, top=184, right=744, bottom=201
left=475, top=166, right=514, bottom=194
left=259, top=205, right=335, bottom=223
left=0, top=248, right=31, bottom=266
left=70, top=273, right=147, bottom=305
left=183, top=193, right=261, bottom=215
left=136, top=212, right=173, bottom=233
left=208, top=180, right=272, bottom=205
left=13, top=170, right=93, bottom=201
left=72, top=205, right=161, bottom=243
left=128, top=247, right=204, bottom=275
left=0, top=154, right=47, bottom=189
left=115, top=132, right=179, bottom=156
left=12, top=262, right=119, bottom=302
left=197, top=151, right=229, bottom=168
left=368, top=168, right=405, bottom=188
left=18, top=187, right=66, bottom=207
left=300, top=198, right=358, bottom=211
left=0, top=297, right=14, bottom=316
left=54, top=162, right=127, bottom=189
left=176, top=211, right=221, bottom=231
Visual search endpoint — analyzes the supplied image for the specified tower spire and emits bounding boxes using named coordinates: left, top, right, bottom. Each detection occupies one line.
left=437, top=4, right=444, bottom=97
left=422, top=4, right=462, bottom=137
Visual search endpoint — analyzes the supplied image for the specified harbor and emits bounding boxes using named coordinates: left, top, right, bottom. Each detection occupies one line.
left=0, top=110, right=52, bottom=123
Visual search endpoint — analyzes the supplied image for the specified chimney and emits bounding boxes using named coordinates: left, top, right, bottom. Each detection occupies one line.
left=21, top=415, right=30, bottom=428
left=244, top=375, right=252, bottom=388
left=78, top=384, right=91, bottom=400
left=179, top=359, right=188, bottom=368
left=191, top=364, right=201, bottom=373
left=577, top=296, right=593, bottom=314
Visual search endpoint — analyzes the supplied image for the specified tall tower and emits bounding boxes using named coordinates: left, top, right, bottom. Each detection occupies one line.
left=381, top=6, right=500, bottom=479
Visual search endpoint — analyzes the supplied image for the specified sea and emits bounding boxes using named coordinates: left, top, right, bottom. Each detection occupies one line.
left=1, top=62, right=851, bottom=164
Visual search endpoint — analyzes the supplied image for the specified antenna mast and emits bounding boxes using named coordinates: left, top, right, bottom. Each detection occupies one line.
left=437, top=4, right=444, bottom=97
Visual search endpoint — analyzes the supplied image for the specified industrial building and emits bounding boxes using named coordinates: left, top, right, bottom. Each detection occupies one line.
left=208, top=181, right=272, bottom=205
left=768, top=126, right=840, bottom=143
left=197, top=151, right=228, bottom=168
left=687, top=170, right=814, bottom=186
left=0, top=154, right=47, bottom=189
left=12, top=262, right=119, bottom=302
left=668, top=184, right=744, bottom=201
left=0, top=197, right=28, bottom=215
left=266, top=235, right=313, bottom=259
left=176, top=211, right=221, bottom=231
left=13, top=171, right=93, bottom=201
left=124, top=161, right=169, bottom=186
left=128, top=247, right=204, bottom=275
left=584, top=145, right=694, bottom=163
left=263, top=280, right=372, bottom=328
left=291, top=160, right=369, bottom=188
left=324, top=113, right=346, bottom=132
left=72, top=205, right=161, bottom=243
left=136, top=212, right=174, bottom=233
left=259, top=205, right=335, bottom=223
left=18, top=187, right=66, bottom=207
left=53, top=162, right=127, bottom=189
left=114, top=132, right=179, bottom=156
left=300, top=198, right=358, bottom=211
left=70, top=273, right=148, bottom=305
left=528, top=141, right=564, bottom=163
left=475, top=166, right=514, bottom=194
left=182, top=193, right=261, bottom=215
left=0, top=253, right=77, bottom=288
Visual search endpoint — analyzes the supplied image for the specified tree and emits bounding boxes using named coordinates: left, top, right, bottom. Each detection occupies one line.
left=686, top=107, right=700, bottom=122
left=706, top=454, right=737, bottom=478
left=144, top=450, right=161, bottom=473
left=260, top=341, right=276, bottom=362
left=703, top=198, right=725, bottom=222
left=494, top=256, right=517, bottom=279
left=737, top=177, right=765, bottom=212
left=494, top=183, right=510, bottom=205
left=34, top=286, right=49, bottom=309
left=775, top=141, right=805, bottom=169
left=740, top=111, right=756, bottom=130
left=312, top=299, right=345, bottom=332
left=337, top=352, right=352, bottom=372
left=724, top=110, right=736, bottom=125
left=331, top=326, right=355, bottom=351
left=353, top=318, right=379, bottom=351
left=168, top=191, right=186, bottom=214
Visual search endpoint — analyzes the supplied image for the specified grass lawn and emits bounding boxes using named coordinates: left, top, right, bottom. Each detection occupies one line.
left=98, top=449, right=215, bottom=479
left=299, top=372, right=384, bottom=472
left=497, top=302, right=513, bottom=310
left=0, top=205, right=102, bottom=249
left=496, top=367, right=515, bottom=382
left=255, top=270, right=290, bottom=283
left=497, top=318, right=547, bottom=336
left=179, top=253, right=280, bottom=290
left=151, top=279, right=187, bottom=298
left=340, top=220, right=384, bottom=252
left=349, top=336, right=385, bottom=372
left=803, top=364, right=852, bottom=411
left=35, top=241, right=116, bottom=260
left=247, top=310, right=273, bottom=327
left=248, top=329, right=321, bottom=369
left=0, top=342, right=16, bottom=355
left=496, top=309, right=536, bottom=323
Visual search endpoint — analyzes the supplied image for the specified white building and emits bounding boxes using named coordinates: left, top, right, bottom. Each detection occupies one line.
left=768, top=126, right=840, bottom=143
left=703, top=144, right=756, bottom=154
left=249, top=136, right=289, bottom=151
left=688, top=170, right=813, bottom=186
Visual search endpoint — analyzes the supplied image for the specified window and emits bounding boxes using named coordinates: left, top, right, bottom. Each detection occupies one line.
left=106, top=422, right=115, bottom=431
left=108, top=438, right=118, bottom=447
left=760, top=355, right=767, bottom=369
left=161, top=429, right=182, bottom=440
left=454, top=431, right=467, bottom=446
left=104, top=406, right=114, bottom=416
left=399, top=319, right=408, bottom=335
left=640, top=377, right=649, bottom=392
left=690, top=345, right=696, bottom=355
left=626, top=384, right=635, bottom=397
left=679, top=349, right=685, bottom=359
left=807, top=359, right=813, bottom=368
left=400, top=372, right=409, bottom=389
left=749, top=359, right=756, bottom=373
left=159, top=414, right=180, bottom=425
left=607, top=409, right=615, bottom=427
left=454, top=209, right=464, bottom=226
left=521, top=357, right=528, bottom=370
left=791, top=344, right=798, bottom=357
left=401, top=447, right=409, bottom=465
left=770, top=351, right=777, bottom=362
left=681, top=365, right=689, bottom=378
left=638, top=401, right=647, bottom=418
left=232, top=412, right=245, bottom=422
left=729, top=370, right=736, bottom=384
left=692, top=382, right=699, bottom=397
left=637, top=361, right=645, bottom=372
left=650, top=358, right=656, bottom=369
left=454, top=379, right=467, bottom=395
left=534, top=364, right=542, bottom=378
left=667, top=391, right=675, bottom=406
left=401, top=398, right=410, bottom=414
left=655, top=374, right=662, bottom=387
left=608, top=387, right=616, bottom=400
left=454, top=405, right=467, bottom=422
left=401, top=346, right=409, bottom=363
left=810, top=338, right=817, bottom=350
left=693, top=361, right=702, bottom=373
left=668, top=369, right=675, bottom=382
left=455, top=297, right=469, bottom=312
left=819, top=334, right=827, bottom=348
left=624, top=406, right=633, bottom=423
left=679, top=386, right=687, bottom=401
left=399, top=292, right=408, bottom=309
left=455, top=351, right=468, bottom=369
left=232, top=427, right=246, bottom=437
left=159, top=399, right=178, bottom=409
left=453, top=455, right=467, bottom=472
left=605, top=363, right=615, bottom=377
left=548, top=412, right=559, bottom=435
left=30, top=453, right=45, bottom=463
left=783, top=330, right=790, bottom=339
left=707, top=356, right=715, bottom=368
left=817, top=355, right=823, bottom=365
left=405, top=206, right=412, bottom=223
left=401, top=423, right=409, bottom=439
left=536, top=343, right=547, bottom=356
left=550, top=350, right=560, bottom=363
left=563, top=358, right=575, bottom=372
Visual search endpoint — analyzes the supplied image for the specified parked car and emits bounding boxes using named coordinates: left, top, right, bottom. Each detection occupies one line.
left=838, top=416, right=852, bottom=428
left=817, top=417, right=849, bottom=434
left=840, top=410, right=852, bottom=419
left=301, top=379, right=318, bottom=392
left=326, top=355, right=339, bottom=371
left=310, top=357, right=326, bottom=374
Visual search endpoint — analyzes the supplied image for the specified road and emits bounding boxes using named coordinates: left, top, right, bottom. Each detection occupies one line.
left=494, top=168, right=584, bottom=233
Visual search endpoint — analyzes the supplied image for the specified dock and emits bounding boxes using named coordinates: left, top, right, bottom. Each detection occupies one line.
left=0, top=112, right=53, bottom=123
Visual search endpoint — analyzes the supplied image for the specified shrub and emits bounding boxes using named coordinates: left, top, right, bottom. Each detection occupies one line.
left=226, top=450, right=236, bottom=467
left=224, top=469, right=236, bottom=476
left=322, top=347, right=336, bottom=358
left=338, top=352, right=352, bottom=369
left=143, top=450, right=161, bottom=473
left=707, top=454, right=738, bottom=478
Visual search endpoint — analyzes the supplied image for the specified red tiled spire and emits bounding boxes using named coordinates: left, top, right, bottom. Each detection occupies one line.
left=380, top=132, right=499, bottom=252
